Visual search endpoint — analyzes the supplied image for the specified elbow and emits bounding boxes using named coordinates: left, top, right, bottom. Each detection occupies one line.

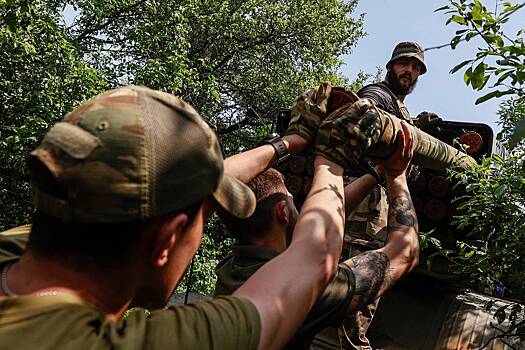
left=314, top=241, right=340, bottom=286
left=397, top=235, right=420, bottom=273
left=408, top=248, right=419, bottom=271
left=406, top=237, right=420, bottom=272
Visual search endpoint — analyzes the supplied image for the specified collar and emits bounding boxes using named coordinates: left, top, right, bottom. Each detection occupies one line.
left=231, top=245, right=280, bottom=261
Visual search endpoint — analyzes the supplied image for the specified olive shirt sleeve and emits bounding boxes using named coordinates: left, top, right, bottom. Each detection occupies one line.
left=125, top=296, right=260, bottom=350
left=288, top=263, right=355, bottom=348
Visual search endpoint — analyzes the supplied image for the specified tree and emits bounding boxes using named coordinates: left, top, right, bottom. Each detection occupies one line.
left=68, top=0, right=365, bottom=151
left=0, top=0, right=107, bottom=231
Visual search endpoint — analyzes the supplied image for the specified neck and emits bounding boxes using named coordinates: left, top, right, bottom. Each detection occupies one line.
left=251, top=228, right=287, bottom=253
left=5, top=253, right=137, bottom=319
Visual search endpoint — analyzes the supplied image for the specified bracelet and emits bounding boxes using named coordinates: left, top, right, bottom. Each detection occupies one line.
left=258, top=133, right=290, bottom=165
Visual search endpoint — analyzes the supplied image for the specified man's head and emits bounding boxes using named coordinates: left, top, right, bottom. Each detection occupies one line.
left=385, top=41, right=426, bottom=96
left=27, top=86, right=255, bottom=308
left=219, top=169, right=299, bottom=249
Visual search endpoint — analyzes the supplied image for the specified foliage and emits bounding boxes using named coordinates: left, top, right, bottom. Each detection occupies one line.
left=449, top=154, right=525, bottom=300
left=498, top=96, right=525, bottom=150
left=437, top=0, right=524, bottom=105
left=68, top=0, right=365, bottom=153
left=0, top=0, right=107, bottom=231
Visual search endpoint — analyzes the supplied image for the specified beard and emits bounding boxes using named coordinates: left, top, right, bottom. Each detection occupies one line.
left=386, top=68, right=418, bottom=96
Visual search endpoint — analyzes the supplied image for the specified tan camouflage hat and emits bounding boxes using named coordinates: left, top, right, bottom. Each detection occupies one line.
left=387, top=41, right=427, bottom=75
left=29, top=86, right=255, bottom=222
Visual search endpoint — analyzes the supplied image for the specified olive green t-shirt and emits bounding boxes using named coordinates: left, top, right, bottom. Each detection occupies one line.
left=214, top=245, right=355, bottom=349
left=0, top=228, right=261, bottom=350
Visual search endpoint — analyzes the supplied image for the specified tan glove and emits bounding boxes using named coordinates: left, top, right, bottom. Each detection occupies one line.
left=314, top=98, right=381, bottom=170
left=286, top=83, right=358, bottom=142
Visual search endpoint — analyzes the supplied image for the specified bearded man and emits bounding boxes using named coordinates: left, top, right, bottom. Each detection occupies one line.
left=341, top=41, right=428, bottom=349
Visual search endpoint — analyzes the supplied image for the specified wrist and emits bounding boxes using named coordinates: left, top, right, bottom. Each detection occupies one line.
left=283, top=134, right=308, bottom=154
left=385, top=173, right=407, bottom=187
left=258, top=133, right=290, bottom=166
left=314, top=155, right=344, bottom=176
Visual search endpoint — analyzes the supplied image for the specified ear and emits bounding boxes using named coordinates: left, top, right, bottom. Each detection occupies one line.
left=274, top=200, right=290, bottom=225
left=151, top=213, right=188, bottom=268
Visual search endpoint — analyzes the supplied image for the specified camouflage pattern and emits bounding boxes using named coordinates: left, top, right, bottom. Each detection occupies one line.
left=286, top=82, right=333, bottom=142
left=387, top=41, right=427, bottom=75
left=287, top=83, right=361, bottom=145
left=315, top=98, right=382, bottom=170
left=315, top=98, right=476, bottom=172
left=30, top=85, right=255, bottom=223
left=343, top=177, right=388, bottom=250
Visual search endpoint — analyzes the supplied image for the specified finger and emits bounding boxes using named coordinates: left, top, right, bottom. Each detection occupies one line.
left=398, top=121, right=408, bottom=156
left=401, top=121, right=413, bottom=159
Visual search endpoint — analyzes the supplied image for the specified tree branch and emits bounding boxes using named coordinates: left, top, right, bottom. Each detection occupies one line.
left=74, top=0, right=147, bottom=42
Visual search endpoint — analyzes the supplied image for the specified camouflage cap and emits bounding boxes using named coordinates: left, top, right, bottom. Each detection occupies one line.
left=387, top=41, right=427, bottom=75
left=30, top=86, right=255, bottom=222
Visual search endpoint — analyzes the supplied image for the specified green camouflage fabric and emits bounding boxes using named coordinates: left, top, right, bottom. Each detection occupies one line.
left=315, top=98, right=382, bottom=170
left=286, top=83, right=359, bottom=143
left=286, top=82, right=333, bottom=142
left=343, top=178, right=388, bottom=250
left=387, top=41, right=427, bottom=75
left=30, top=86, right=255, bottom=223
left=314, top=99, right=476, bottom=172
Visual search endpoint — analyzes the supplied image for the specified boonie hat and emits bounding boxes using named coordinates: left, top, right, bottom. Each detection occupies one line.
left=30, top=86, right=255, bottom=222
left=386, top=41, right=427, bottom=75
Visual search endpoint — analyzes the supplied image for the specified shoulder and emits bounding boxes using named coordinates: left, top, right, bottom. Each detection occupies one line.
left=358, top=83, right=392, bottom=101
left=357, top=83, right=399, bottom=115
left=0, top=225, right=30, bottom=263
left=141, top=296, right=261, bottom=349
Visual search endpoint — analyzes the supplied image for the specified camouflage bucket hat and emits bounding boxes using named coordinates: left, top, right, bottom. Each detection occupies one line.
left=30, top=86, right=255, bottom=222
left=387, top=41, right=427, bottom=75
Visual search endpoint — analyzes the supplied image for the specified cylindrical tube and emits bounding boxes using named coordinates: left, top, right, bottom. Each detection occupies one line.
left=366, top=109, right=477, bottom=170
left=325, top=99, right=478, bottom=171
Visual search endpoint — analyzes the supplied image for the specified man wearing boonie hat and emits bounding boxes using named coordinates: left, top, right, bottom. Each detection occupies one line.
left=339, top=41, right=433, bottom=349
left=0, top=85, right=352, bottom=349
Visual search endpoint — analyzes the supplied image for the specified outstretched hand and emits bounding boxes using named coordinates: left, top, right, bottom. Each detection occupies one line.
left=372, top=121, right=413, bottom=178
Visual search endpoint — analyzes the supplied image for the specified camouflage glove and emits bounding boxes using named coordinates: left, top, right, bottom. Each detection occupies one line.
left=314, top=98, right=382, bottom=170
left=413, top=111, right=442, bottom=131
left=286, top=82, right=358, bottom=142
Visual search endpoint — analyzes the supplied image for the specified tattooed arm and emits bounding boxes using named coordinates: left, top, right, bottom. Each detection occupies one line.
left=344, top=121, right=419, bottom=311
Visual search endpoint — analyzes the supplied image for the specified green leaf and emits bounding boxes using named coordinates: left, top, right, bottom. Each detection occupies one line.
left=450, top=15, right=467, bottom=25
left=509, top=118, right=525, bottom=148
left=474, top=89, right=512, bottom=104
left=464, top=66, right=473, bottom=85
left=434, top=5, right=450, bottom=12
left=450, top=60, right=473, bottom=74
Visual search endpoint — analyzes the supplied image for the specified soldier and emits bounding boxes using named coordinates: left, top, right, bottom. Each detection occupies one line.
left=343, top=41, right=438, bottom=349
left=214, top=121, right=418, bottom=350
left=0, top=85, right=356, bottom=349
left=358, top=41, right=426, bottom=122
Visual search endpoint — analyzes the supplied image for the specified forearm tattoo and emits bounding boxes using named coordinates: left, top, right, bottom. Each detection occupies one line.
left=349, top=251, right=390, bottom=308
left=388, top=191, right=417, bottom=230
